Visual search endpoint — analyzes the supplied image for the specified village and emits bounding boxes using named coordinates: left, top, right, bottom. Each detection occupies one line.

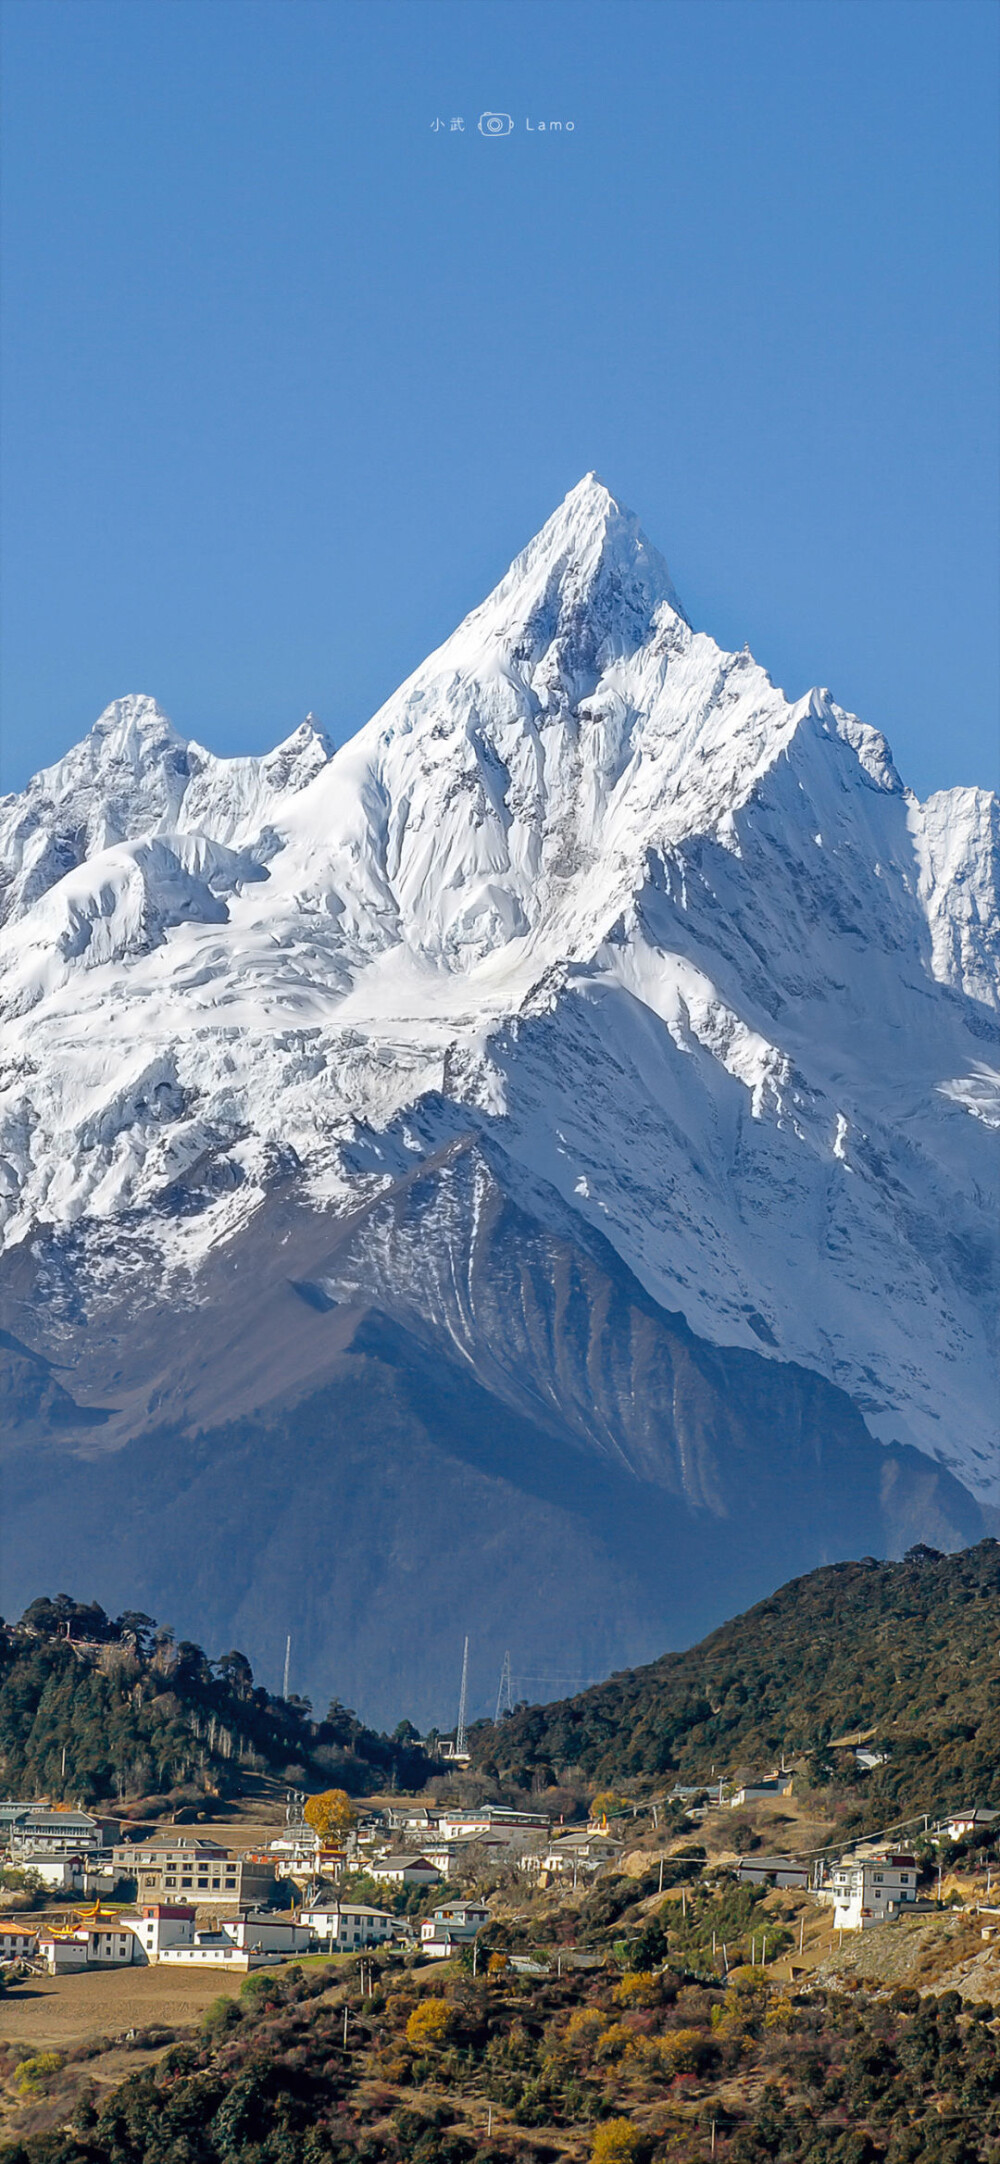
left=3, top=1775, right=998, bottom=1991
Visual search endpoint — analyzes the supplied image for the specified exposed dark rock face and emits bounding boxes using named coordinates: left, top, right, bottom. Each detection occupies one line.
left=0, top=1142, right=982, bottom=1726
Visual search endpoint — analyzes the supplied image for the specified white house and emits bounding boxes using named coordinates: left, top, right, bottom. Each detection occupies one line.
left=368, top=1853, right=442, bottom=1887
left=435, top=1809, right=550, bottom=1846
left=120, top=1904, right=196, bottom=1964
left=224, top=1913, right=314, bottom=1955
left=38, top=1914, right=141, bottom=1973
left=737, top=1855, right=809, bottom=1891
left=16, top=1852, right=117, bottom=1895
left=158, top=1931, right=276, bottom=1971
left=0, top=1925, right=38, bottom=1962
left=944, top=1808, right=1000, bottom=1841
left=420, top=1900, right=490, bottom=1957
left=521, top=1830, right=618, bottom=1882
left=300, top=1903, right=396, bottom=1950
left=825, top=1853, right=918, bottom=1930
left=421, top=1837, right=507, bottom=1877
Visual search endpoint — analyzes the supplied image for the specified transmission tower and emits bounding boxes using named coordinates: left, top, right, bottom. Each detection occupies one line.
left=455, top=1635, right=469, bottom=1757
left=494, top=1650, right=513, bottom=1724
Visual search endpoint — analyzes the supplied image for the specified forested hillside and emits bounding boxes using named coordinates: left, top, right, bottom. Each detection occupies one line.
left=3, top=1949, right=1000, bottom=2163
left=0, top=1596, right=430, bottom=1808
left=474, top=1542, right=1000, bottom=1818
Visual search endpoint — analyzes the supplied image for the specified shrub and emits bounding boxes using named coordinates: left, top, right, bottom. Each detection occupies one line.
left=406, top=1998, right=454, bottom=2049
left=596, top=2022, right=637, bottom=2063
left=592, top=2119, right=643, bottom=2164
left=564, top=2007, right=607, bottom=2057
left=613, top=1970, right=660, bottom=2009
left=202, top=1994, right=242, bottom=2037
left=13, top=2050, right=64, bottom=2096
left=661, top=2025, right=711, bottom=2073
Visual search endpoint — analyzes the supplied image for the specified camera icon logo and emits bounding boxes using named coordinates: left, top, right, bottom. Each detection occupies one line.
left=478, top=112, right=514, bottom=136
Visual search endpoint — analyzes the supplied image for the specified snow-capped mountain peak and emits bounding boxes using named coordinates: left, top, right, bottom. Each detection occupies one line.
left=0, top=480, right=997, bottom=1517
left=472, top=470, right=688, bottom=672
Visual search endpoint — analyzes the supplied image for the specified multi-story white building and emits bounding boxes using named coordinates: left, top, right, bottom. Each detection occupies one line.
left=38, top=1912, right=141, bottom=1973
left=300, top=1902, right=397, bottom=1950
left=825, top=1853, right=918, bottom=1930
left=112, top=1836, right=276, bottom=1910
left=121, top=1904, right=197, bottom=1963
left=2, top=1806, right=109, bottom=1858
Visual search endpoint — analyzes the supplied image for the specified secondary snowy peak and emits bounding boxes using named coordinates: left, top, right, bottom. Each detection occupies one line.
left=0, top=702, right=332, bottom=927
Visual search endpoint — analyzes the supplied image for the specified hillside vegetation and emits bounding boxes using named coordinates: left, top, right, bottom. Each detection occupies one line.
left=3, top=1948, right=1000, bottom=2163
left=0, top=1596, right=430, bottom=1809
left=473, top=1542, right=1000, bottom=1819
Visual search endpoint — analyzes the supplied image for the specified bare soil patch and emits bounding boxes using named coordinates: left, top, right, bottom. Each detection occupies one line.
left=0, top=1963, right=244, bottom=2050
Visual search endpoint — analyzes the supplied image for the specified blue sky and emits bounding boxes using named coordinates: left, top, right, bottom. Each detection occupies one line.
left=1, top=0, right=997, bottom=798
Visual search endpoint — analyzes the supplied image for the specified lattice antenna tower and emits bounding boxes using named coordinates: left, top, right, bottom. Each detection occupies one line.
left=456, top=1635, right=470, bottom=1757
left=495, top=1650, right=513, bottom=1724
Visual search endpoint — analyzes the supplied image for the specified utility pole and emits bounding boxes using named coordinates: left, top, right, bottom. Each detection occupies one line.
left=283, top=1636, right=291, bottom=1700
left=456, top=1636, right=469, bottom=1758
left=658, top=1858, right=664, bottom=1894
left=343, top=2003, right=348, bottom=2049
left=799, top=1913, right=805, bottom=1954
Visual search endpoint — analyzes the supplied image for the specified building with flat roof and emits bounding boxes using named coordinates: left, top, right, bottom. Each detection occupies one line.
left=112, top=1836, right=276, bottom=1910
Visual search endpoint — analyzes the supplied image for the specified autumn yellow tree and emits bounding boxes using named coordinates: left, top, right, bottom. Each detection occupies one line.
left=303, top=1788, right=355, bottom=1838
left=591, top=2120, right=642, bottom=2164
left=405, top=1998, right=453, bottom=2049
left=612, top=1969, right=660, bottom=2009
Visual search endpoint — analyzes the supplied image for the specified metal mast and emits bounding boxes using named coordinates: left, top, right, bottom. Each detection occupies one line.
left=456, top=1635, right=469, bottom=1757
left=282, top=1635, right=291, bottom=1700
left=494, top=1650, right=513, bottom=1724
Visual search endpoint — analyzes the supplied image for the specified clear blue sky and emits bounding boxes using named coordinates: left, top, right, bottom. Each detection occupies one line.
left=2, top=0, right=997, bottom=798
